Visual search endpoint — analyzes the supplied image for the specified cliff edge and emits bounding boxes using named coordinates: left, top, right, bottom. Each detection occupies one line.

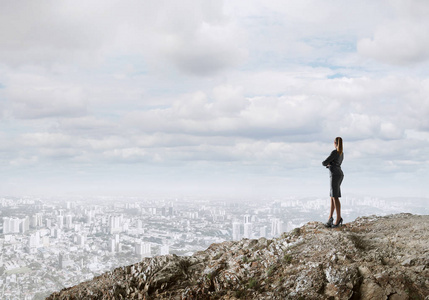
left=47, top=213, right=429, bottom=299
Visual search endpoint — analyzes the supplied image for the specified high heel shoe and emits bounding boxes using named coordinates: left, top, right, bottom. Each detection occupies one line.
left=331, top=218, right=343, bottom=228
left=325, top=217, right=334, bottom=227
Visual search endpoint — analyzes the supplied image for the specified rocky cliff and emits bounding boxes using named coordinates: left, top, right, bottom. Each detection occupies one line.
left=47, top=213, right=429, bottom=299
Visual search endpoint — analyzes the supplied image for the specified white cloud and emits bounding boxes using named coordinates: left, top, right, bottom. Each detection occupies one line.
left=357, top=1, right=429, bottom=65
left=0, top=0, right=245, bottom=75
left=358, top=20, right=429, bottom=65
left=9, top=85, right=87, bottom=119
left=1, top=1, right=429, bottom=196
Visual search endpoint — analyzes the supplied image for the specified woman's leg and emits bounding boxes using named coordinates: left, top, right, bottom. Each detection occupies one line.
left=329, top=197, right=335, bottom=219
left=333, top=197, right=341, bottom=224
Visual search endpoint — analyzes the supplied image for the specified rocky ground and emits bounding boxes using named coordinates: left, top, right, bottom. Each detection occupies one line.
left=47, top=213, right=429, bottom=299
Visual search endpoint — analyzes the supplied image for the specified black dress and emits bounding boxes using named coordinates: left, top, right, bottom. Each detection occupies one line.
left=322, top=150, right=344, bottom=197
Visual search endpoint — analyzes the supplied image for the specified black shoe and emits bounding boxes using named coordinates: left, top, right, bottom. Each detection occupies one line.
left=325, top=217, right=334, bottom=227
left=331, top=218, right=343, bottom=228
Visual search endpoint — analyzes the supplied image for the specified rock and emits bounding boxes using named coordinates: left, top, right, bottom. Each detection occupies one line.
left=47, top=213, right=429, bottom=300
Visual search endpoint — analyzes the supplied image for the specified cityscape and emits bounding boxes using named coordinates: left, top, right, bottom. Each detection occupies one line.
left=1, top=194, right=428, bottom=299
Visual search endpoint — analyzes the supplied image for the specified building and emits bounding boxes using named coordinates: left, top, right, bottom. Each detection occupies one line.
left=108, top=239, right=116, bottom=253
left=271, top=218, right=284, bottom=237
left=243, top=223, right=253, bottom=239
left=54, top=228, right=62, bottom=239
left=21, top=216, right=30, bottom=233
left=57, top=215, right=64, bottom=229
left=136, top=219, right=143, bottom=229
left=59, top=253, right=73, bottom=269
left=3, top=217, right=10, bottom=234
left=65, top=215, right=73, bottom=228
left=232, top=222, right=241, bottom=241
left=135, top=241, right=151, bottom=257
left=260, top=226, right=267, bottom=238
left=86, top=210, right=95, bottom=224
left=3, top=217, right=23, bottom=234
left=244, top=214, right=251, bottom=224
left=109, top=215, right=123, bottom=234
left=243, top=215, right=253, bottom=239
left=10, top=218, right=21, bottom=233
left=76, top=234, right=85, bottom=247
left=30, top=213, right=43, bottom=228
left=108, top=234, right=121, bottom=252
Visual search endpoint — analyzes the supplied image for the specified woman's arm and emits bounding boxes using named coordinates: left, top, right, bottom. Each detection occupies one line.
left=322, top=150, right=338, bottom=167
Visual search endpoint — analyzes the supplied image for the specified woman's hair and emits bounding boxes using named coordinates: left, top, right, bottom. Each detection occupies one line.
left=335, top=137, right=343, bottom=155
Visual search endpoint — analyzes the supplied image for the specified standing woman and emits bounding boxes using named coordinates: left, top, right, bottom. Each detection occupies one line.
left=322, top=137, right=344, bottom=227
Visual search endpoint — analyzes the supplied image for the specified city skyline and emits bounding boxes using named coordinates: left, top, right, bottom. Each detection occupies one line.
left=1, top=194, right=427, bottom=299
left=1, top=1, right=429, bottom=198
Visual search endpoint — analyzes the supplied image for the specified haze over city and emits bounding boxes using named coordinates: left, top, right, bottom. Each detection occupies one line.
left=0, top=0, right=428, bottom=198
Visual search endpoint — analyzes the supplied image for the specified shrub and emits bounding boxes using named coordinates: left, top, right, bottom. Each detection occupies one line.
left=213, top=253, right=222, bottom=260
left=248, top=278, right=258, bottom=289
left=283, top=254, right=292, bottom=264
left=266, top=264, right=276, bottom=277
left=234, top=290, right=244, bottom=298
left=291, top=228, right=301, bottom=237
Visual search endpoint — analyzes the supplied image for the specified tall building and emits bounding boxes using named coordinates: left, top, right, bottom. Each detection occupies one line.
left=243, top=223, right=253, bottom=239
left=57, top=215, right=64, bottom=229
left=76, top=234, right=85, bottom=247
left=135, top=241, right=151, bottom=257
left=109, top=215, right=123, bottom=234
left=54, top=228, right=62, bottom=239
left=3, top=217, right=10, bottom=234
left=243, top=215, right=252, bottom=239
left=244, top=215, right=251, bottom=224
left=65, top=215, right=73, bottom=228
left=232, top=222, right=241, bottom=241
left=108, top=239, right=116, bottom=252
left=86, top=210, right=94, bottom=224
left=21, top=216, right=30, bottom=233
left=27, top=232, right=40, bottom=253
left=271, top=218, right=284, bottom=237
left=260, top=226, right=267, bottom=238
left=109, top=234, right=121, bottom=252
left=30, top=213, right=43, bottom=228
left=136, top=219, right=143, bottom=230
left=59, top=253, right=73, bottom=269
left=10, top=218, right=21, bottom=233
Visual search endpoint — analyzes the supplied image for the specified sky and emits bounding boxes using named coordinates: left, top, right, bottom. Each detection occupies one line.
left=1, top=0, right=429, bottom=198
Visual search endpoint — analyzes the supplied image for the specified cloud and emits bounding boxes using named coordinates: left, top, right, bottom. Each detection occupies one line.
left=0, top=1, right=113, bottom=66
left=160, top=21, right=247, bottom=76
left=9, top=85, right=87, bottom=119
left=358, top=20, right=429, bottom=65
left=357, top=1, right=429, bottom=65
left=0, top=0, right=246, bottom=76
left=1, top=1, right=429, bottom=196
left=124, top=86, right=330, bottom=139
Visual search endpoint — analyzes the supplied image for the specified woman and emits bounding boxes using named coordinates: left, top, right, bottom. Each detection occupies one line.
left=322, top=137, right=344, bottom=228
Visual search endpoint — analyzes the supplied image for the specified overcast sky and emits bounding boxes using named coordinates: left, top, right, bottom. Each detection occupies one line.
left=1, top=0, right=429, bottom=198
